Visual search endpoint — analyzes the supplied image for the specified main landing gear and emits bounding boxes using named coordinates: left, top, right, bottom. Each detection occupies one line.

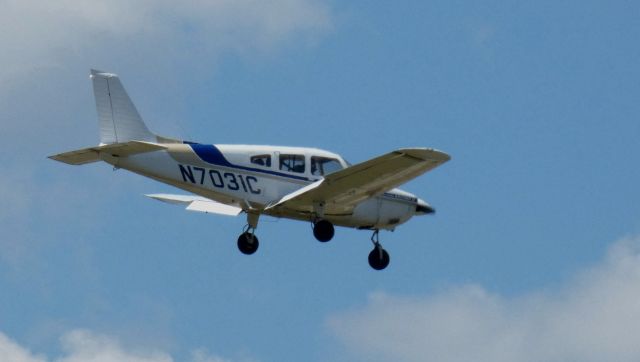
left=237, top=212, right=259, bottom=255
left=313, top=219, right=334, bottom=242
left=236, top=213, right=390, bottom=270
left=237, top=227, right=259, bottom=255
left=368, top=230, right=390, bottom=270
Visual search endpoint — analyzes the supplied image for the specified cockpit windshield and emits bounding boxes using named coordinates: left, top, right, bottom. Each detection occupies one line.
left=311, top=157, right=343, bottom=176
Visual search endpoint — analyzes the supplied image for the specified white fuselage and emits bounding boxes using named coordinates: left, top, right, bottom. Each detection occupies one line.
left=104, top=142, right=429, bottom=230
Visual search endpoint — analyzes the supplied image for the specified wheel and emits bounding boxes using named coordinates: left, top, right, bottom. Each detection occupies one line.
left=313, top=219, right=335, bottom=242
left=368, top=247, right=390, bottom=270
left=237, top=232, right=259, bottom=255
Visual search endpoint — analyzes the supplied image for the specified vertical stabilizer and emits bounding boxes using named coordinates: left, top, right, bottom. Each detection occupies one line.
left=90, top=69, right=155, bottom=144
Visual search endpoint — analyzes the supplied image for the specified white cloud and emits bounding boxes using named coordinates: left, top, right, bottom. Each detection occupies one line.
left=328, top=236, right=640, bottom=362
left=0, top=332, right=46, bottom=362
left=0, top=0, right=332, bottom=84
left=190, top=348, right=258, bottom=362
left=55, top=329, right=172, bottom=362
left=191, top=349, right=232, bottom=362
left=0, top=329, right=247, bottom=362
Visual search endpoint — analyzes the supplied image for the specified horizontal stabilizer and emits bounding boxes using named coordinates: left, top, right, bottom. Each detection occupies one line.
left=48, top=141, right=166, bottom=165
left=146, top=194, right=243, bottom=216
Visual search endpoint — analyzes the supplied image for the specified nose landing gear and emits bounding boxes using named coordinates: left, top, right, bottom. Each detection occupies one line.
left=368, top=230, right=390, bottom=270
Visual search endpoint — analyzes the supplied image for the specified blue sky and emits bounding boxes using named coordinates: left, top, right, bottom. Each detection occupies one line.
left=2, top=1, right=640, bottom=361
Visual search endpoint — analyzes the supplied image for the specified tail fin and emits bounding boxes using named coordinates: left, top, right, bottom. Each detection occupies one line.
left=90, top=69, right=156, bottom=144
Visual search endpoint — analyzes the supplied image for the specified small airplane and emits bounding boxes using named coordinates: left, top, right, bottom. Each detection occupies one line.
left=50, top=70, right=450, bottom=270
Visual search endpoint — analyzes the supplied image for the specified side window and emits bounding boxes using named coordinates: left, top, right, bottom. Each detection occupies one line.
left=311, top=157, right=343, bottom=176
left=279, top=154, right=305, bottom=173
left=251, top=154, right=271, bottom=167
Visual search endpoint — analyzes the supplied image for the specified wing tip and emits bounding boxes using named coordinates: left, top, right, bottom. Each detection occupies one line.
left=48, top=150, right=100, bottom=165
left=398, top=148, right=451, bottom=163
left=90, top=69, right=117, bottom=79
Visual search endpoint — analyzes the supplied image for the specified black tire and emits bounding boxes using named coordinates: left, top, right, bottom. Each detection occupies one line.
left=368, top=247, right=390, bottom=270
left=237, top=232, right=259, bottom=255
left=313, top=219, right=335, bottom=242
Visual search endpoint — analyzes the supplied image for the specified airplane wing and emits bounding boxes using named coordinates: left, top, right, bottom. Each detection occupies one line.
left=146, top=193, right=243, bottom=216
left=49, top=141, right=166, bottom=165
left=266, top=148, right=450, bottom=215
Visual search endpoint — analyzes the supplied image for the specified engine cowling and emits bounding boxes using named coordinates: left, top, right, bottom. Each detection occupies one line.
left=350, top=196, right=416, bottom=229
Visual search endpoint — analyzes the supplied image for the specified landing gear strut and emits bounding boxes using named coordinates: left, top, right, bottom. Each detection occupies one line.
left=237, top=212, right=260, bottom=255
left=368, top=230, right=390, bottom=270
left=313, top=219, right=334, bottom=242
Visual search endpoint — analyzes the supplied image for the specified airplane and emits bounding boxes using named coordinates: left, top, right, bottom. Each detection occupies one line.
left=49, top=70, right=450, bottom=270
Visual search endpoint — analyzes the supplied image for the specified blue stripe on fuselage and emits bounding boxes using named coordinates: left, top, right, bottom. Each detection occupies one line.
left=185, top=142, right=309, bottom=181
left=188, top=143, right=234, bottom=167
